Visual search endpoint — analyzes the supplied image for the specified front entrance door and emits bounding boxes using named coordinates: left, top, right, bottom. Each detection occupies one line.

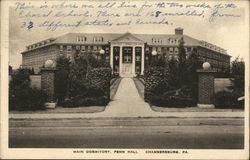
left=121, top=47, right=133, bottom=77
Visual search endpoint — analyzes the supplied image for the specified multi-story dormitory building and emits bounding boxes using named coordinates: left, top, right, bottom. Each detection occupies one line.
left=21, top=28, right=230, bottom=77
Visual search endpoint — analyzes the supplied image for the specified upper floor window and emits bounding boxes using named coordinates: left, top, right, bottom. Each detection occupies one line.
left=152, top=38, right=162, bottom=44
left=77, top=36, right=87, bottom=42
left=135, top=47, right=141, bottom=54
left=93, top=37, right=104, bottom=42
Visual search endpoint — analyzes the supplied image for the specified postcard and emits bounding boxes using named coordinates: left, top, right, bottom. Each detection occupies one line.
left=1, top=0, right=249, bottom=159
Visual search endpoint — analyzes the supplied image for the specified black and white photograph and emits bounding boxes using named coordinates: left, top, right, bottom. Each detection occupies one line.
left=1, top=0, right=249, bottom=159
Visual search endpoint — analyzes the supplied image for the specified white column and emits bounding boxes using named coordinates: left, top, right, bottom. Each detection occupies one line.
left=110, top=45, right=113, bottom=73
left=141, top=46, right=144, bottom=75
left=119, top=46, right=123, bottom=76
left=132, top=46, right=136, bottom=76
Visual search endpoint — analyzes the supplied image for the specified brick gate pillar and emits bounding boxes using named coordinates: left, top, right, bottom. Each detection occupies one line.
left=197, top=62, right=216, bottom=108
left=41, top=60, right=57, bottom=108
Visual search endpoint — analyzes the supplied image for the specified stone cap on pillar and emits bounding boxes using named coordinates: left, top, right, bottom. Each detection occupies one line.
left=40, top=67, right=57, bottom=71
left=197, top=62, right=217, bottom=73
left=196, top=69, right=217, bottom=73
left=41, top=60, right=57, bottom=71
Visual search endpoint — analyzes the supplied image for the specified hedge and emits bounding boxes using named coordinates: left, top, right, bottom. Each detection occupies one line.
left=86, top=67, right=112, bottom=99
left=61, top=67, right=112, bottom=107
left=9, top=87, right=47, bottom=111
left=144, top=67, right=169, bottom=102
left=215, top=91, right=244, bottom=109
left=61, top=95, right=109, bottom=107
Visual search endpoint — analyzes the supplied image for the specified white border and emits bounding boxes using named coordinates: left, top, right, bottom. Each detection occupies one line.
left=1, top=0, right=249, bottom=159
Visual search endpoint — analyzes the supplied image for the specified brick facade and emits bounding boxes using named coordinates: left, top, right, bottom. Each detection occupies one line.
left=197, top=70, right=216, bottom=105
left=21, top=29, right=231, bottom=75
left=41, top=68, right=57, bottom=102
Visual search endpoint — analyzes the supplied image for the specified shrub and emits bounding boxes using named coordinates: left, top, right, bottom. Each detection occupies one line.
left=86, top=67, right=112, bottom=99
left=9, top=68, right=48, bottom=111
left=55, top=55, right=71, bottom=104
left=149, top=93, right=195, bottom=108
left=85, top=87, right=105, bottom=97
left=61, top=95, right=109, bottom=107
left=215, top=91, right=244, bottom=109
left=10, top=68, right=31, bottom=89
left=144, top=67, right=169, bottom=101
left=9, top=87, right=47, bottom=111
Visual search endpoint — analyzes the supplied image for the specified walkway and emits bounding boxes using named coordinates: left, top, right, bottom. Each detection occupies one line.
left=103, top=78, right=153, bottom=117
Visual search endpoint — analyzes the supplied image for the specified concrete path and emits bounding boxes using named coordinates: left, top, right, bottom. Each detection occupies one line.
left=9, top=78, right=244, bottom=119
left=103, top=78, right=153, bottom=117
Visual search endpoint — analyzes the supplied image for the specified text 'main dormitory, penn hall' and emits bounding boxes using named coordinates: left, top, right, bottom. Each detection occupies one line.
left=21, top=28, right=230, bottom=77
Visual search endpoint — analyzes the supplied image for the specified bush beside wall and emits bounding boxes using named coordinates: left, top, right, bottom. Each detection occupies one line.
left=61, top=67, right=112, bottom=107
left=9, top=68, right=47, bottom=111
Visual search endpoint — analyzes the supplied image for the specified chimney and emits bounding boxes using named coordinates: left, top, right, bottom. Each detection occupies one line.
left=175, top=27, right=183, bottom=35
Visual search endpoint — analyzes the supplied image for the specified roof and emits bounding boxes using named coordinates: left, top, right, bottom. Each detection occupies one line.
left=22, top=32, right=228, bottom=55
left=53, top=32, right=200, bottom=46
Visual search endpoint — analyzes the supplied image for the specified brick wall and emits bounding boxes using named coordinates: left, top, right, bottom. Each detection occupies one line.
left=198, top=72, right=214, bottom=104
left=41, top=69, right=56, bottom=102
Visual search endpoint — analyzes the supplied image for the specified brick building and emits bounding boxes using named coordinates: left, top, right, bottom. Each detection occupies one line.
left=21, top=28, right=230, bottom=77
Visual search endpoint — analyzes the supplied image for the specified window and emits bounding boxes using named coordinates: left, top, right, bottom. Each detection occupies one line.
left=169, top=47, right=173, bottom=53
left=93, top=46, right=97, bottom=51
left=136, top=66, right=140, bottom=73
left=81, top=46, right=86, bottom=52
left=77, top=36, right=87, bottom=42
left=174, top=47, right=178, bottom=53
left=87, top=46, right=91, bottom=51
left=67, top=46, right=72, bottom=52
left=98, top=46, right=102, bottom=50
left=60, top=45, right=63, bottom=51
left=157, top=47, right=161, bottom=54
left=136, top=56, right=141, bottom=61
left=76, top=45, right=80, bottom=50
left=105, top=56, right=109, bottom=62
left=135, top=47, right=141, bottom=53
left=152, top=47, right=156, bottom=52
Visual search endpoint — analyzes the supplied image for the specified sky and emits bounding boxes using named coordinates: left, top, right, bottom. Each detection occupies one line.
left=8, top=0, right=249, bottom=69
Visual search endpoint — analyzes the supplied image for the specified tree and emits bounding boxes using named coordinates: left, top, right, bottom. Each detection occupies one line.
left=230, top=57, right=245, bottom=96
left=185, top=48, right=201, bottom=101
left=168, top=56, right=179, bottom=88
left=9, top=68, right=47, bottom=110
left=178, top=37, right=187, bottom=85
left=10, top=68, right=31, bottom=89
left=55, top=55, right=71, bottom=104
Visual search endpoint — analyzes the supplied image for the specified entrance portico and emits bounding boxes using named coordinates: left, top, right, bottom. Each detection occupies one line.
left=110, top=33, right=145, bottom=77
